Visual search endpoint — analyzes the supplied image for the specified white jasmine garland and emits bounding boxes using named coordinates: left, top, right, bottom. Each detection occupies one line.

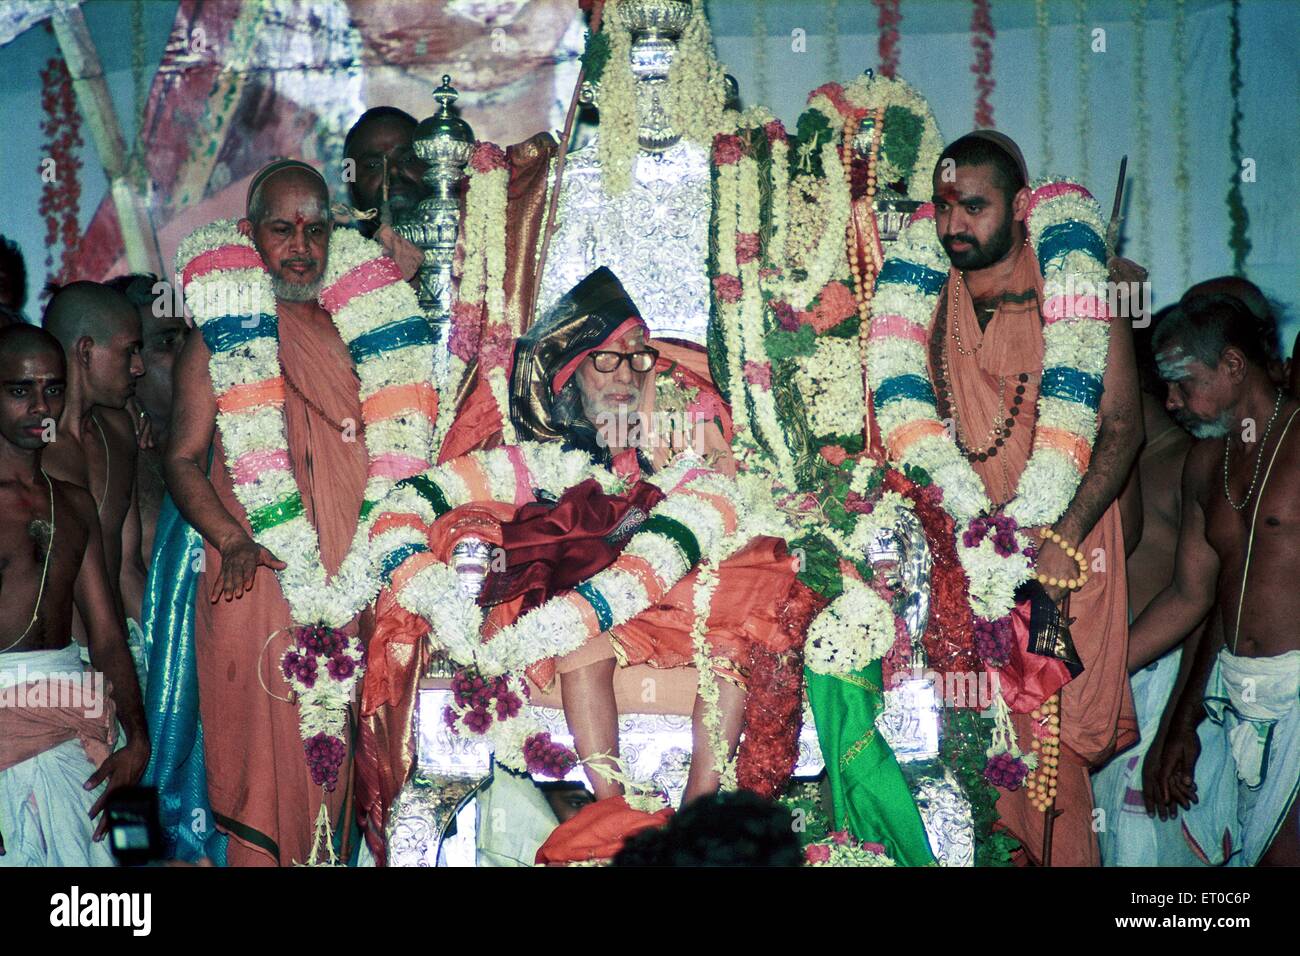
left=804, top=577, right=898, bottom=676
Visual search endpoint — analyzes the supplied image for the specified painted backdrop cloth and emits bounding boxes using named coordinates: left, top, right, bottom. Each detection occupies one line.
left=1092, top=647, right=1202, bottom=866
left=195, top=299, right=368, bottom=866
left=141, top=490, right=227, bottom=864
left=1182, top=649, right=1300, bottom=866
left=0, top=645, right=116, bottom=867
left=927, top=244, right=1136, bottom=865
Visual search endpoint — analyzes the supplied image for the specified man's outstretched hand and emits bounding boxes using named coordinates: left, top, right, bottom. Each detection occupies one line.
left=212, top=533, right=286, bottom=602
left=85, top=736, right=151, bottom=841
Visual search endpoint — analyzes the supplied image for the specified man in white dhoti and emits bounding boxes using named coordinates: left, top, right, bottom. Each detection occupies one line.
left=0, top=325, right=149, bottom=866
left=1130, top=293, right=1300, bottom=866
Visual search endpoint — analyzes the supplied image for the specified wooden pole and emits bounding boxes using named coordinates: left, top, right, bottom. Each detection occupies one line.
left=50, top=4, right=164, bottom=277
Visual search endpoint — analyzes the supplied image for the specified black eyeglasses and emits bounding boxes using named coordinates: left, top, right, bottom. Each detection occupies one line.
left=588, top=348, right=659, bottom=373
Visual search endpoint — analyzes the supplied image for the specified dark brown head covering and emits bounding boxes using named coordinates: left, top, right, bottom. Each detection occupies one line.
left=509, top=267, right=645, bottom=442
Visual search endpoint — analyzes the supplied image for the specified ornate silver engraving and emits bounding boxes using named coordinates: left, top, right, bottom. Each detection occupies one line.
left=912, top=769, right=975, bottom=868
left=537, top=137, right=713, bottom=345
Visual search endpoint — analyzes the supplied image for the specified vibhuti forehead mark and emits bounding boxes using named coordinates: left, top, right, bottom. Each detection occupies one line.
left=1156, top=346, right=1195, bottom=381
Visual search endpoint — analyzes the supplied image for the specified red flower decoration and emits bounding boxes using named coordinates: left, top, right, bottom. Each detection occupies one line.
left=742, top=360, right=771, bottom=389
left=805, top=844, right=832, bottom=864
left=712, top=133, right=745, bottom=166
left=809, top=281, right=858, bottom=333
left=735, top=232, right=761, bottom=265
left=772, top=300, right=799, bottom=332
left=819, top=444, right=848, bottom=466
left=449, top=301, right=485, bottom=361
left=479, top=321, right=514, bottom=370
left=469, top=141, right=508, bottom=175
left=764, top=120, right=788, bottom=144
left=712, top=273, right=743, bottom=303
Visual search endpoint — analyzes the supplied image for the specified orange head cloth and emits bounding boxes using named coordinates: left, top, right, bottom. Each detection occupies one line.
left=534, top=795, right=674, bottom=865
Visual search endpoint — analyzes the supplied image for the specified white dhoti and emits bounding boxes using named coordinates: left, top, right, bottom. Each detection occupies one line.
left=1182, top=648, right=1300, bottom=866
left=0, top=644, right=118, bottom=867
left=1092, top=647, right=1204, bottom=866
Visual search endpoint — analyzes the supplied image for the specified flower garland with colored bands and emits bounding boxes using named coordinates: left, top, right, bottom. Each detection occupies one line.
left=177, top=221, right=435, bottom=777
left=373, top=442, right=749, bottom=678
left=177, top=221, right=436, bottom=629
left=867, top=181, right=1112, bottom=616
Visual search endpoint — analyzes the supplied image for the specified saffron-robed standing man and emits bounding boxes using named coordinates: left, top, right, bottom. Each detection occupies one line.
left=165, top=161, right=369, bottom=866
left=921, top=133, right=1142, bottom=865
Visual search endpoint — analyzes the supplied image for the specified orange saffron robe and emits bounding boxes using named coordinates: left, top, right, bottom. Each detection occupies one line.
left=927, top=245, right=1137, bottom=866
left=195, top=300, right=369, bottom=867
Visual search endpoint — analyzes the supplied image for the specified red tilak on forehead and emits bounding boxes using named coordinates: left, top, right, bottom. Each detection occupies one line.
left=294, top=213, right=306, bottom=226
left=939, top=186, right=960, bottom=203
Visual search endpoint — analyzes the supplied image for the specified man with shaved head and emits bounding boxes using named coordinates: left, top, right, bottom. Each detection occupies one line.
left=41, top=282, right=145, bottom=661
left=165, top=159, right=369, bottom=866
left=0, top=324, right=148, bottom=865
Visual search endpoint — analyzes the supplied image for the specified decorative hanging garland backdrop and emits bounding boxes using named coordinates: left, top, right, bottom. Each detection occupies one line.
left=1226, top=0, right=1251, bottom=274
left=874, top=0, right=902, bottom=78
left=1035, top=0, right=1052, bottom=172
left=970, top=0, right=996, bottom=128
left=1131, top=0, right=1153, bottom=272
left=825, top=0, right=840, bottom=83
left=1075, top=0, right=1091, bottom=189
left=1172, top=0, right=1192, bottom=289
left=38, top=30, right=83, bottom=291
left=752, top=0, right=768, bottom=116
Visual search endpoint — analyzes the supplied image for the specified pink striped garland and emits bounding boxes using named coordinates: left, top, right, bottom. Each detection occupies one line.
left=181, top=245, right=265, bottom=287
left=370, top=452, right=431, bottom=481
left=319, top=256, right=404, bottom=315
left=869, top=312, right=930, bottom=346
left=1023, top=181, right=1092, bottom=221
left=232, top=448, right=291, bottom=484
left=1042, top=294, right=1111, bottom=325
left=504, top=446, right=535, bottom=507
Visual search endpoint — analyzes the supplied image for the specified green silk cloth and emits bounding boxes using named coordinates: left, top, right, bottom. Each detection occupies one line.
left=805, top=661, right=936, bottom=866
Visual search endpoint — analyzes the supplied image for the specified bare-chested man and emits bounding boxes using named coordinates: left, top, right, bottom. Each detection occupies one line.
left=0, top=325, right=148, bottom=865
left=41, top=283, right=145, bottom=650
left=105, top=273, right=188, bottom=589
left=1094, top=304, right=1203, bottom=866
left=1133, top=292, right=1300, bottom=867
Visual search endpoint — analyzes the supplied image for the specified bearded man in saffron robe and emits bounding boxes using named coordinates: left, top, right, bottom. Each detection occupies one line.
left=165, top=161, right=369, bottom=866
left=920, top=132, right=1141, bottom=865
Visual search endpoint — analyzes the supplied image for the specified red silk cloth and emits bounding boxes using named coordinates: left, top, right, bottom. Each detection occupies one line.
left=480, top=478, right=667, bottom=616
left=994, top=599, right=1074, bottom=713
